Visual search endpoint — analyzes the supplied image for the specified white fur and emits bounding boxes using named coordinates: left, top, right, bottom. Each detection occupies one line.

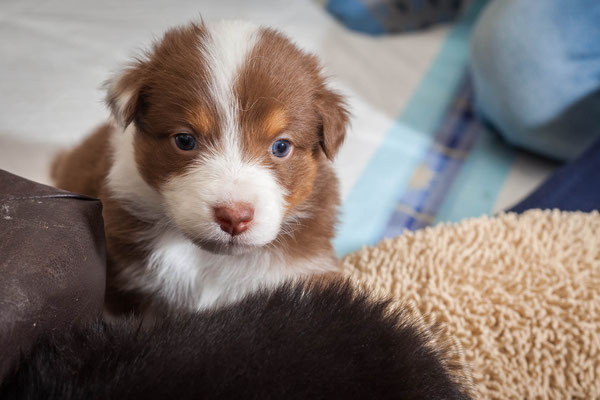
left=202, top=20, right=260, bottom=150
left=118, top=227, right=333, bottom=310
left=162, top=152, right=286, bottom=250
left=106, top=124, right=164, bottom=221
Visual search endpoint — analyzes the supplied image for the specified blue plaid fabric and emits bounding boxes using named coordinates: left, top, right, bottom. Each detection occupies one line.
left=381, top=76, right=481, bottom=237
left=334, top=0, right=502, bottom=256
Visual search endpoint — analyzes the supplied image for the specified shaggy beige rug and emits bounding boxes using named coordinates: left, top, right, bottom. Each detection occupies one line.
left=342, top=209, right=600, bottom=399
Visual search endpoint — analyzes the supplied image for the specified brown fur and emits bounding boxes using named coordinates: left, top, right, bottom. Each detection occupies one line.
left=262, top=108, right=288, bottom=138
left=50, top=123, right=112, bottom=198
left=51, top=22, right=349, bottom=314
left=49, top=124, right=151, bottom=314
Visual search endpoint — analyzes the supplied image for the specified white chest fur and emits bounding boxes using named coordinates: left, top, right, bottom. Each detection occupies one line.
left=118, top=229, right=332, bottom=310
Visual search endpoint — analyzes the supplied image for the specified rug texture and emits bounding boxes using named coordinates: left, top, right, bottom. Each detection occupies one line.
left=342, top=209, right=600, bottom=399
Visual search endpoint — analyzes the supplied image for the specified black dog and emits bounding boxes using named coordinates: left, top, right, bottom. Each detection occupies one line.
left=1, top=280, right=471, bottom=399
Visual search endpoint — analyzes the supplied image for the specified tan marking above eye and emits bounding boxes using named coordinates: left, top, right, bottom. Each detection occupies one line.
left=263, top=108, right=288, bottom=139
left=186, top=108, right=214, bottom=134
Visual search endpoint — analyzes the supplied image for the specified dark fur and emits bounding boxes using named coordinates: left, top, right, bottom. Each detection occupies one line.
left=1, top=280, right=470, bottom=399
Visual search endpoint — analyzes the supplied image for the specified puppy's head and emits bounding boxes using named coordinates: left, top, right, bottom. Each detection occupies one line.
left=106, top=21, right=348, bottom=255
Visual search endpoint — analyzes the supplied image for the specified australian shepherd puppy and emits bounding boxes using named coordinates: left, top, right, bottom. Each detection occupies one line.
left=51, top=21, right=349, bottom=314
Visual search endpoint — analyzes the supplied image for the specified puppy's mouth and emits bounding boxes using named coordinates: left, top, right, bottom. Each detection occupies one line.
left=192, top=237, right=257, bottom=256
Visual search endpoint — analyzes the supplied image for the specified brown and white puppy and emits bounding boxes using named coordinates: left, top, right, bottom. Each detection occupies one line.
left=51, top=20, right=349, bottom=315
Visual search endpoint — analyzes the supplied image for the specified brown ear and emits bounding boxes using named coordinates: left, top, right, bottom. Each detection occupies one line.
left=315, top=85, right=349, bottom=160
left=104, top=61, right=147, bottom=128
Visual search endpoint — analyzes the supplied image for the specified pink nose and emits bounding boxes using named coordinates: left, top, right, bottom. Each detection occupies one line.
left=213, top=203, right=254, bottom=236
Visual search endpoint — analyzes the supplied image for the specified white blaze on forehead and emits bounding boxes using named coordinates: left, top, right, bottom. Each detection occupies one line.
left=201, top=20, right=260, bottom=152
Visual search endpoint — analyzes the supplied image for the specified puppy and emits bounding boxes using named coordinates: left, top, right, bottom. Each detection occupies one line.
left=51, top=21, right=349, bottom=314
left=0, top=280, right=472, bottom=399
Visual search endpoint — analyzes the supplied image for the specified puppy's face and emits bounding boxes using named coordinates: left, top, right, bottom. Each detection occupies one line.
left=106, top=21, right=348, bottom=255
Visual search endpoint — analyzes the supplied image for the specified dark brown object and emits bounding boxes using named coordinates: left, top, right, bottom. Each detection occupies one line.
left=0, top=170, right=106, bottom=380
left=0, top=280, right=472, bottom=399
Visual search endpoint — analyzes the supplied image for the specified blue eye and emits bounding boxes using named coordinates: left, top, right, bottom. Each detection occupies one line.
left=271, top=139, right=292, bottom=158
left=174, top=133, right=197, bottom=151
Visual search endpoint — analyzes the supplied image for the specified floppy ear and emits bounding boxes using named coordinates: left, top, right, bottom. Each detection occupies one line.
left=315, top=85, right=349, bottom=160
left=104, top=61, right=147, bottom=128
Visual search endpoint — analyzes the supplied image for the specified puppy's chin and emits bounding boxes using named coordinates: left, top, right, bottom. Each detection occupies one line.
left=173, top=220, right=279, bottom=256
left=192, top=238, right=259, bottom=256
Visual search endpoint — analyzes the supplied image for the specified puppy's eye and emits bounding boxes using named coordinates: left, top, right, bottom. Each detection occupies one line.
left=174, top=134, right=197, bottom=151
left=271, top=139, right=292, bottom=158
